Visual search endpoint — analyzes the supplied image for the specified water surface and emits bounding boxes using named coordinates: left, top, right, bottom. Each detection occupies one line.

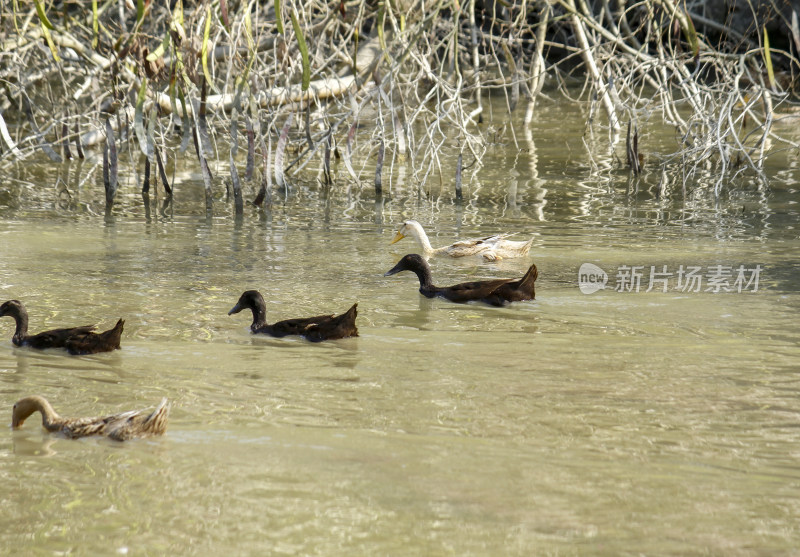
left=1, top=98, right=799, bottom=554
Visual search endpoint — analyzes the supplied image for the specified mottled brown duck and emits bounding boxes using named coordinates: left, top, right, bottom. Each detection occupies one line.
left=384, top=253, right=538, bottom=306
left=11, top=396, right=169, bottom=441
left=228, top=290, right=358, bottom=342
left=0, top=300, right=124, bottom=355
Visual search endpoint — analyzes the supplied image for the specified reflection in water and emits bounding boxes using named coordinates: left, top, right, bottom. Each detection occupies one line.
left=7, top=349, right=31, bottom=380
left=12, top=433, right=58, bottom=457
left=374, top=194, right=385, bottom=227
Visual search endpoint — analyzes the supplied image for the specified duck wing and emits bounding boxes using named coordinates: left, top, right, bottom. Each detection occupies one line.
left=59, top=415, right=107, bottom=438
left=105, top=398, right=170, bottom=441
left=437, top=278, right=515, bottom=304
left=441, top=233, right=514, bottom=257
left=259, top=314, right=338, bottom=337
left=442, top=241, right=492, bottom=258
left=66, top=319, right=124, bottom=355
left=303, top=303, right=359, bottom=342
left=24, top=325, right=97, bottom=350
left=436, top=264, right=538, bottom=306
left=61, top=399, right=169, bottom=441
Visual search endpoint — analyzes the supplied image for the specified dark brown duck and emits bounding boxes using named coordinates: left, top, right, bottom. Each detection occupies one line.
left=228, top=290, right=358, bottom=342
left=0, top=300, right=124, bottom=355
left=384, top=253, right=538, bottom=306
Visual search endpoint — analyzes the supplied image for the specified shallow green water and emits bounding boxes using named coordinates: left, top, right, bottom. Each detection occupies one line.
left=1, top=98, right=799, bottom=554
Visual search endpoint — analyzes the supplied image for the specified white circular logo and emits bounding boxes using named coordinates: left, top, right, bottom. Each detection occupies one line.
left=579, top=263, right=608, bottom=294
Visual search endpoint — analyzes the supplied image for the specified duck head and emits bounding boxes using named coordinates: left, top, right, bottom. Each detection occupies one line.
left=384, top=253, right=429, bottom=276
left=228, top=290, right=265, bottom=316
left=11, top=396, right=52, bottom=429
left=229, top=290, right=268, bottom=330
left=385, top=254, right=435, bottom=291
left=390, top=222, right=409, bottom=244
left=0, top=300, right=25, bottom=319
left=390, top=220, right=425, bottom=245
left=0, top=300, right=29, bottom=342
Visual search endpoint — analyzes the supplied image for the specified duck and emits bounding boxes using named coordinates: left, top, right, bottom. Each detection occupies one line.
left=228, top=290, right=359, bottom=342
left=390, top=220, right=534, bottom=261
left=0, top=300, right=124, bottom=355
left=384, top=253, right=538, bottom=306
left=11, top=395, right=169, bottom=441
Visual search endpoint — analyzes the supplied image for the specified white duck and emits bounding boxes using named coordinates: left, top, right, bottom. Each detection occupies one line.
left=390, top=220, right=534, bottom=261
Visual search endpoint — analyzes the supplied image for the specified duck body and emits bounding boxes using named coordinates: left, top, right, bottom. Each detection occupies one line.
left=0, top=300, right=124, bottom=355
left=391, top=220, right=534, bottom=261
left=384, top=253, right=538, bottom=306
left=229, top=290, right=358, bottom=342
left=11, top=395, right=169, bottom=441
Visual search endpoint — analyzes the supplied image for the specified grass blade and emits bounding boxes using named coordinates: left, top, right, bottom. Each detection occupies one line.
left=33, top=0, right=55, bottom=29
left=38, top=19, right=60, bottom=62
left=147, top=31, right=171, bottom=62
left=763, top=25, right=776, bottom=90
left=91, top=0, right=99, bottom=49
left=201, top=5, right=214, bottom=87
left=136, top=0, right=146, bottom=25
left=275, top=0, right=284, bottom=35
left=290, top=9, right=310, bottom=91
left=682, top=9, right=699, bottom=62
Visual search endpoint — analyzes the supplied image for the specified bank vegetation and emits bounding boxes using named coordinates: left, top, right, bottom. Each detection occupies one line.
left=0, top=0, right=798, bottom=210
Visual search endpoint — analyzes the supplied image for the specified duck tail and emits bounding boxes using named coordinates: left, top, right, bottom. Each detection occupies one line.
left=338, top=303, right=359, bottom=336
left=523, top=236, right=535, bottom=250
left=326, top=302, right=358, bottom=328
left=519, top=263, right=538, bottom=297
left=341, top=303, right=358, bottom=323
left=103, top=318, right=125, bottom=348
left=144, top=398, right=170, bottom=435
